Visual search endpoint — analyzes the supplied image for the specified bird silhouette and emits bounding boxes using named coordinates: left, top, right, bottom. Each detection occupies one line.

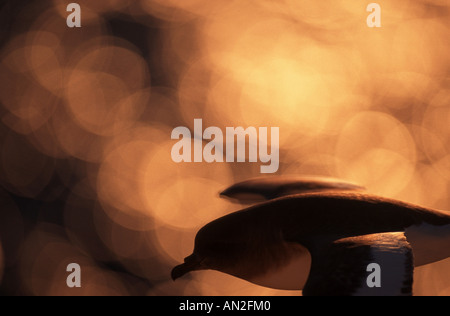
left=172, top=176, right=450, bottom=296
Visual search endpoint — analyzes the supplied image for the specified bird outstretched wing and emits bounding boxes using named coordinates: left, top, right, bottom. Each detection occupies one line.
left=302, top=232, right=414, bottom=296
left=220, top=176, right=365, bottom=204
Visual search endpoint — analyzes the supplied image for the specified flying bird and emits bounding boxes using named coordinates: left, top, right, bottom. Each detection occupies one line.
left=172, top=176, right=450, bottom=296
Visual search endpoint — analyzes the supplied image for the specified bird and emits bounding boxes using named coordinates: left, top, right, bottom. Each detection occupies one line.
left=172, top=176, right=450, bottom=296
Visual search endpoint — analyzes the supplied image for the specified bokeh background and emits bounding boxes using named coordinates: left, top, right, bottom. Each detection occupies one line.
left=0, top=0, right=449, bottom=296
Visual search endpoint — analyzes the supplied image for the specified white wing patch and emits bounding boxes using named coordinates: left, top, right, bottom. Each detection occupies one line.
left=353, top=232, right=413, bottom=296
left=303, top=232, right=414, bottom=296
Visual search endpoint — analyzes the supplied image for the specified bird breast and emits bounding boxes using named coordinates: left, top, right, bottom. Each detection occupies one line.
left=247, top=242, right=312, bottom=291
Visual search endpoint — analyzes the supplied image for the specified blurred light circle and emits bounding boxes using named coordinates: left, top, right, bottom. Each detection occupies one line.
left=100, top=203, right=155, bottom=232
left=27, top=123, right=70, bottom=159
left=336, top=112, right=416, bottom=197
left=141, top=141, right=234, bottom=229
left=153, top=225, right=197, bottom=263
left=20, top=224, right=130, bottom=296
left=285, top=153, right=338, bottom=177
left=97, top=133, right=159, bottom=217
left=391, top=20, right=449, bottom=75
left=51, top=105, right=105, bottom=162
left=0, top=132, right=55, bottom=198
left=422, top=89, right=450, bottom=140
left=421, top=90, right=450, bottom=180
left=63, top=190, right=112, bottom=262
left=26, top=31, right=64, bottom=95
left=65, top=70, right=131, bottom=136
left=93, top=208, right=149, bottom=260
left=178, top=60, right=210, bottom=128
left=72, top=44, right=149, bottom=92
left=92, top=206, right=169, bottom=282
left=151, top=177, right=230, bottom=229
left=400, top=163, right=449, bottom=209
left=0, top=46, right=59, bottom=134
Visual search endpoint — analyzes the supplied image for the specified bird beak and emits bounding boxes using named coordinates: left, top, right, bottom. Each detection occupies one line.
left=171, top=254, right=203, bottom=281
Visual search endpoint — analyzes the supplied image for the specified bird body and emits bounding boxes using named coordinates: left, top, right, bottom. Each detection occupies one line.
left=245, top=242, right=311, bottom=290
left=172, top=177, right=450, bottom=296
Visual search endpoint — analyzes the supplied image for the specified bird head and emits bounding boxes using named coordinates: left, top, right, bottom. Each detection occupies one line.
left=171, top=253, right=205, bottom=281
left=171, top=210, right=279, bottom=281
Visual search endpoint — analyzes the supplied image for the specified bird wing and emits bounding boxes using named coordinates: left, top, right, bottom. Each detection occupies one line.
left=302, top=232, right=414, bottom=296
left=220, top=176, right=365, bottom=204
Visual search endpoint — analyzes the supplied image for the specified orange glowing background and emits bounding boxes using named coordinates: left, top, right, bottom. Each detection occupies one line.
left=0, top=0, right=449, bottom=296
